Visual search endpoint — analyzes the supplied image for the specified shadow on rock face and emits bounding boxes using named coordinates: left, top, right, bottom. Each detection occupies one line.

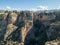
left=24, top=20, right=48, bottom=45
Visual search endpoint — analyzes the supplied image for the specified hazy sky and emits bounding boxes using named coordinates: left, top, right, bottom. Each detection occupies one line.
left=0, top=0, right=60, bottom=10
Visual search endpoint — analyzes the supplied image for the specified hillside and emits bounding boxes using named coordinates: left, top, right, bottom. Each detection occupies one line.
left=0, top=10, right=60, bottom=45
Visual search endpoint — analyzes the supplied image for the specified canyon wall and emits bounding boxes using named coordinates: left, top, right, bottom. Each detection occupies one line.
left=0, top=10, right=60, bottom=45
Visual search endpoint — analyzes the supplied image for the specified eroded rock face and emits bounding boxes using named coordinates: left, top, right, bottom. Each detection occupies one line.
left=0, top=11, right=33, bottom=43
left=0, top=13, right=8, bottom=40
left=47, top=23, right=60, bottom=40
left=0, top=12, right=19, bottom=41
left=4, top=24, right=17, bottom=40
left=7, top=12, right=18, bottom=24
left=45, top=40, right=60, bottom=45
left=0, top=10, right=60, bottom=45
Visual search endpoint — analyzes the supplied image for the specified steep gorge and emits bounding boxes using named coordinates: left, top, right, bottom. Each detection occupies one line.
left=0, top=10, right=60, bottom=45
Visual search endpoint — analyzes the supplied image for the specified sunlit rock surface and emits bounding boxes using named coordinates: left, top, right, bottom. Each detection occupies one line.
left=45, top=39, right=60, bottom=45
left=4, top=24, right=17, bottom=40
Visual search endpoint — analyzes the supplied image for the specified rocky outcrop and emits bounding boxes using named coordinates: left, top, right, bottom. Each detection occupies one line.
left=4, top=24, right=17, bottom=40
left=0, top=10, right=34, bottom=45
left=45, top=39, right=60, bottom=45
left=47, top=22, right=60, bottom=40
left=0, top=10, right=60, bottom=45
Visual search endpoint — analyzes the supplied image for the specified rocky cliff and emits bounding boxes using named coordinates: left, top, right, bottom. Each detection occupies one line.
left=0, top=10, right=60, bottom=45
